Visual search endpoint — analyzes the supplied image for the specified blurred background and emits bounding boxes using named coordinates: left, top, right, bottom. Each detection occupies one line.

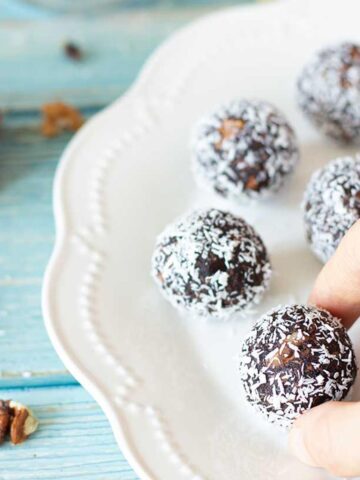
left=0, top=0, right=263, bottom=478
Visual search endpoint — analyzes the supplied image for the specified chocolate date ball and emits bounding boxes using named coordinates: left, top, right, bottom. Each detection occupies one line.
left=239, top=305, right=357, bottom=429
left=298, top=42, right=360, bottom=142
left=303, top=156, right=360, bottom=263
left=192, top=99, right=299, bottom=201
left=151, top=208, right=271, bottom=319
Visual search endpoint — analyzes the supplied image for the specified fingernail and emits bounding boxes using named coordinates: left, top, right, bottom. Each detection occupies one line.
left=288, top=426, right=319, bottom=467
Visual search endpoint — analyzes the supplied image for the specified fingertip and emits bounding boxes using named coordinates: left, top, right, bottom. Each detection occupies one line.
left=288, top=405, right=326, bottom=467
left=288, top=422, right=319, bottom=468
left=288, top=407, right=330, bottom=475
left=307, top=292, right=316, bottom=308
left=289, top=402, right=360, bottom=477
left=307, top=223, right=360, bottom=328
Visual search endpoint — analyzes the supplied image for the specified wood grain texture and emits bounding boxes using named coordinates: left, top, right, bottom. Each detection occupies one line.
left=0, top=2, right=253, bottom=111
left=0, top=385, right=138, bottom=479
left=0, top=0, right=249, bottom=19
left=0, top=127, right=75, bottom=385
left=1, top=15, right=174, bottom=110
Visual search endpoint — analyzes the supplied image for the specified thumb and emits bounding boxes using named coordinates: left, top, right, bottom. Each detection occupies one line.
left=289, top=401, right=360, bottom=477
left=309, top=219, right=360, bottom=329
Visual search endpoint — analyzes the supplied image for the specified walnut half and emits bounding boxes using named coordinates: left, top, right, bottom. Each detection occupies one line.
left=0, top=400, right=38, bottom=445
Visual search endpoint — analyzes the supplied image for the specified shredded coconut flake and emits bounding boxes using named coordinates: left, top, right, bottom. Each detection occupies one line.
left=151, top=208, right=271, bottom=319
left=297, top=42, right=360, bottom=142
left=302, top=155, right=360, bottom=263
left=192, top=99, right=299, bottom=202
left=239, top=304, right=357, bottom=429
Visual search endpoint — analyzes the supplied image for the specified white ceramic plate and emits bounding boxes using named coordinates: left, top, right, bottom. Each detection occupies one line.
left=43, top=1, right=360, bottom=478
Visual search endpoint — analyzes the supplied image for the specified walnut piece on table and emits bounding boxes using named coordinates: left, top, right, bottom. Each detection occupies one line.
left=41, top=101, right=84, bottom=137
left=0, top=400, right=38, bottom=445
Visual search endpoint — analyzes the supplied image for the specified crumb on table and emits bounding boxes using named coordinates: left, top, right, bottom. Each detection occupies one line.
left=41, top=102, right=84, bottom=137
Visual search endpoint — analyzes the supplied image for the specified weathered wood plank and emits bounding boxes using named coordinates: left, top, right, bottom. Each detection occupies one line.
left=0, top=0, right=53, bottom=20
left=0, top=385, right=138, bottom=479
left=0, top=127, right=77, bottom=384
left=0, top=2, right=254, bottom=112
left=1, top=0, right=249, bottom=20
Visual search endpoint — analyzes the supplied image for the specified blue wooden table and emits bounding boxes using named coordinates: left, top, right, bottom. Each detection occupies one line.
left=0, top=0, right=258, bottom=477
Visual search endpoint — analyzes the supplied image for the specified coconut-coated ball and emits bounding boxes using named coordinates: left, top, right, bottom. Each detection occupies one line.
left=239, top=304, right=357, bottom=429
left=151, top=208, right=271, bottom=318
left=297, top=42, right=360, bottom=142
left=303, top=155, right=360, bottom=263
left=192, top=99, right=299, bottom=201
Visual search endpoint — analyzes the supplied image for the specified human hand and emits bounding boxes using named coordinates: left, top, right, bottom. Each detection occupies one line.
left=289, top=220, right=360, bottom=477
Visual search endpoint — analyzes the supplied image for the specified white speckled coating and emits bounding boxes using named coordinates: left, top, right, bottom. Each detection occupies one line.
left=239, top=304, right=357, bottom=429
left=152, top=208, right=271, bottom=319
left=302, top=155, right=360, bottom=263
left=298, top=42, right=360, bottom=142
left=192, top=99, right=299, bottom=201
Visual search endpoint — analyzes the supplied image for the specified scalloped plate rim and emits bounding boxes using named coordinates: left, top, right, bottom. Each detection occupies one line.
left=41, top=1, right=340, bottom=479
